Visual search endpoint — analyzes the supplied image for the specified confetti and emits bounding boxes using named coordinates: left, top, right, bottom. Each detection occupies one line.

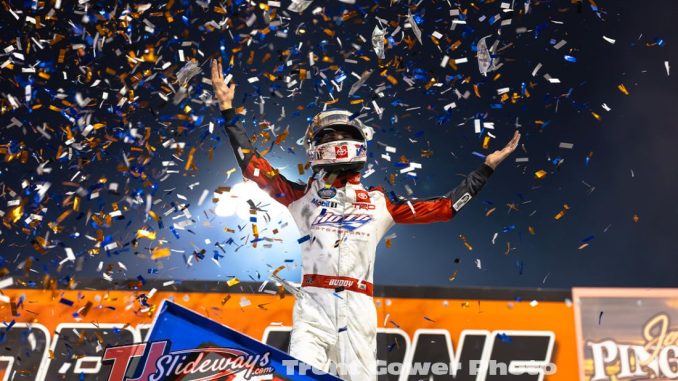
left=458, top=234, right=473, bottom=251
left=554, top=204, right=571, bottom=220
left=0, top=0, right=667, bottom=306
left=407, top=10, right=423, bottom=45
left=371, top=25, right=387, bottom=59
left=0, top=277, right=14, bottom=289
left=151, top=247, right=171, bottom=260
left=477, top=35, right=501, bottom=76
left=617, top=84, right=630, bottom=95
left=448, top=271, right=458, bottom=282
left=136, top=229, right=157, bottom=240
left=174, top=60, right=202, bottom=87
left=288, top=0, right=314, bottom=13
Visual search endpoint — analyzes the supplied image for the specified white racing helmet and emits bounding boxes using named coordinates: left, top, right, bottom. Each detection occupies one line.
left=305, top=109, right=374, bottom=172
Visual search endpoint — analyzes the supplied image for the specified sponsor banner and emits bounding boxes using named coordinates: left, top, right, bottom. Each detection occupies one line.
left=0, top=288, right=578, bottom=380
left=105, top=300, right=339, bottom=381
left=573, top=288, right=678, bottom=381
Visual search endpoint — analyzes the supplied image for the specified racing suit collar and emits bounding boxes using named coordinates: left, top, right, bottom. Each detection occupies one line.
left=323, top=171, right=361, bottom=187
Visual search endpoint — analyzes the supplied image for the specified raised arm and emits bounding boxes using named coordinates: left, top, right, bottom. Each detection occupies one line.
left=379, top=130, right=521, bottom=224
left=212, top=59, right=306, bottom=207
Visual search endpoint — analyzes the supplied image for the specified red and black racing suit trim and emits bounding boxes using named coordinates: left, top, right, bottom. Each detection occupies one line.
left=371, top=163, right=494, bottom=224
left=222, top=108, right=307, bottom=206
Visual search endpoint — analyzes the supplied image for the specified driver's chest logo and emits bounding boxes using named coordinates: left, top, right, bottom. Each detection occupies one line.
left=317, top=187, right=337, bottom=199
left=311, top=212, right=373, bottom=232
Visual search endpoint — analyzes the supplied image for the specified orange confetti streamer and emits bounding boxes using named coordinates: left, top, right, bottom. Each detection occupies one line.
left=151, top=247, right=170, bottom=260
left=184, top=147, right=196, bottom=171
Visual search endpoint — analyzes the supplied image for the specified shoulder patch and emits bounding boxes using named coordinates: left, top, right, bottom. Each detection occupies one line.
left=453, top=192, right=472, bottom=211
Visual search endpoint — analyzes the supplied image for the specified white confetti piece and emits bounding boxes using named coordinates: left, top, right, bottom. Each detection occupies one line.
left=64, top=248, right=76, bottom=263
left=407, top=10, right=423, bottom=44
left=371, top=25, right=386, bottom=59
left=198, top=189, right=209, bottom=206
left=0, top=277, right=14, bottom=289
left=553, top=40, right=567, bottom=49
left=440, top=55, right=449, bottom=68
left=288, top=0, right=313, bottom=13
left=532, top=63, right=542, bottom=77
left=240, top=297, right=252, bottom=308
left=602, top=35, right=616, bottom=44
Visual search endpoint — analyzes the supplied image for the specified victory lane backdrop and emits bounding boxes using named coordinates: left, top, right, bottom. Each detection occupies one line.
left=0, top=0, right=676, bottom=315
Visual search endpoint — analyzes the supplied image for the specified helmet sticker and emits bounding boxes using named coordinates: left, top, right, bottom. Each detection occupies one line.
left=335, top=145, right=348, bottom=159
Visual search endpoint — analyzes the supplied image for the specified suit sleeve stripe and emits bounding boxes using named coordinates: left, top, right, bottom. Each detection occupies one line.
left=244, top=156, right=307, bottom=206
left=371, top=186, right=454, bottom=224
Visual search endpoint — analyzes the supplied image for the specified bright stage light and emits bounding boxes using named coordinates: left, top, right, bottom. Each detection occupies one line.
left=214, top=181, right=286, bottom=221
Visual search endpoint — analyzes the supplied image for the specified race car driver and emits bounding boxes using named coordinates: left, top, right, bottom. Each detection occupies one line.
left=211, top=59, right=521, bottom=380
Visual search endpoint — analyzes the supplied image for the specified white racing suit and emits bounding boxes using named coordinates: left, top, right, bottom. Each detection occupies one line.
left=222, top=108, right=494, bottom=380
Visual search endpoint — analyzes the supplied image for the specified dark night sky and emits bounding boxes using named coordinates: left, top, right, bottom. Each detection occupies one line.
left=0, top=0, right=676, bottom=290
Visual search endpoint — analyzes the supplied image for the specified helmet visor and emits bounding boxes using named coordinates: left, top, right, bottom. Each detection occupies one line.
left=312, top=125, right=364, bottom=145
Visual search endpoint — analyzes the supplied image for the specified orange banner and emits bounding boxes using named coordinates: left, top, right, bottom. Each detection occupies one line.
left=0, top=288, right=578, bottom=380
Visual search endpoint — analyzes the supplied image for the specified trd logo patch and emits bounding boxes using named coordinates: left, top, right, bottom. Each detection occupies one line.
left=335, top=145, right=348, bottom=159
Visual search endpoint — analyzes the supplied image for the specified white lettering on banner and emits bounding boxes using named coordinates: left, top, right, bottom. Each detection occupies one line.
left=263, top=327, right=556, bottom=381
